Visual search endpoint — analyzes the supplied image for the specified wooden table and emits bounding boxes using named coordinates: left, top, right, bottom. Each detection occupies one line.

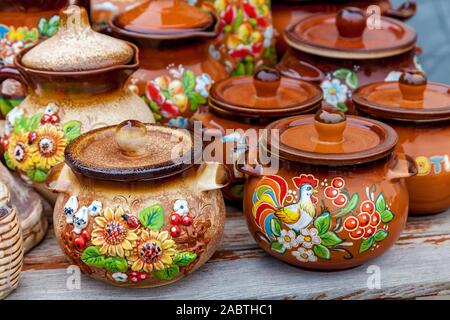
left=6, top=206, right=450, bottom=300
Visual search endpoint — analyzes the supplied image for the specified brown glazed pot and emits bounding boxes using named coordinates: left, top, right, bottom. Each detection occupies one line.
left=238, top=107, right=417, bottom=270
left=192, top=68, right=322, bottom=202
left=109, top=0, right=228, bottom=127
left=353, top=70, right=450, bottom=215
left=277, top=7, right=420, bottom=114
left=0, top=5, right=154, bottom=202
left=47, top=120, right=229, bottom=287
left=272, top=0, right=416, bottom=56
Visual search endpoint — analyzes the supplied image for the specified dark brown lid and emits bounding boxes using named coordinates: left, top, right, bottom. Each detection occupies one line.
left=65, top=120, right=197, bottom=181
left=21, top=5, right=134, bottom=72
left=353, top=70, right=450, bottom=122
left=285, top=7, right=416, bottom=59
left=209, top=68, right=322, bottom=119
left=260, top=106, right=398, bottom=166
left=111, top=0, right=214, bottom=37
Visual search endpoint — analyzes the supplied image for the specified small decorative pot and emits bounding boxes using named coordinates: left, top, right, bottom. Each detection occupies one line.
left=108, top=0, right=228, bottom=127
left=47, top=120, right=229, bottom=287
left=192, top=67, right=322, bottom=202
left=0, top=5, right=154, bottom=201
left=272, top=0, right=416, bottom=56
left=277, top=7, right=420, bottom=114
left=238, top=107, right=417, bottom=270
left=353, top=70, right=450, bottom=215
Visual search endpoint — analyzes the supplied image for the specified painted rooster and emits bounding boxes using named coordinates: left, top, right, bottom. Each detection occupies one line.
left=253, top=175, right=319, bottom=237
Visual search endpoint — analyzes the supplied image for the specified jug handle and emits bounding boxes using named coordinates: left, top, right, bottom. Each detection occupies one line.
left=46, top=163, right=77, bottom=194
left=384, top=1, right=417, bottom=21
left=196, top=162, right=232, bottom=193
left=387, top=153, right=418, bottom=182
left=236, top=150, right=274, bottom=177
left=0, top=66, right=28, bottom=95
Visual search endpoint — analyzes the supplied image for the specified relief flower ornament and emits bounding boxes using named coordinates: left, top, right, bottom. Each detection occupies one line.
left=29, top=124, right=67, bottom=170
left=321, top=79, right=348, bottom=108
left=6, top=132, right=33, bottom=172
left=296, top=228, right=321, bottom=249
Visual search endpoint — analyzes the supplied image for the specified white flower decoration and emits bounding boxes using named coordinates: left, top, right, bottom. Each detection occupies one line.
left=297, top=228, right=321, bottom=249
left=195, top=73, right=213, bottom=98
left=173, top=199, right=189, bottom=215
left=5, top=107, right=23, bottom=134
left=321, top=79, right=348, bottom=107
left=264, top=25, right=273, bottom=48
left=112, top=272, right=128, bottom=283
left=277, top=229, right=299, bottom=249
left=292, top=248, right=317, bottom=262
left=88, top=200, right=103, bottom=216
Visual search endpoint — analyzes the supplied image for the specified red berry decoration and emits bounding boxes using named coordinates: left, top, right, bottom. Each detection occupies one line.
left=139, top=272, right=148, bottom=281
left=349, top=228, right=364, bottom=240
left=357, top=213, right=371, bottom=228
left=122, top=214, right=140, bottom=229
left=73, top=237, right=86, bottom=250
left=324, top=186, right=339, bottom=199
left=49, top=113, right=60, bottom=124
left=40, top=113, right=51, bottom=124
left=170, top=225, right=181, bottom=237
left=181, top=216, right=193, bottom=227
left=28, top=131, right=37, bottom=144
left=170, top=213, right=181, bottom=225
left=331, top=177, right=345, bottom=189
left=344, top=216, right=358, bottom=231
left=360, top=200, right=375, bottom=215
left=364, top=226, right=377, bottom=238
left=81, top=230, right=91, bottom=241
left=1, top=137, right=9, bottom=149
left=332, top=193, right=348, bottom=207
left=370, top=212, right=381, bottom=227
left=130, top=276, right=139, bottom=283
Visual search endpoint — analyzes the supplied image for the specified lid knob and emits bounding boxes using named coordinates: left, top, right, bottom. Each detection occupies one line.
left=253, top=68, right=281, bottom=98
left=314, top=104, right=347, bottom=144
left=336, top=7, right=367, bottom=38
left=399, top=69, right=427, bottom=101
left=59, top=4, right=91, bottom=33
left=115, top=120, right=148, bottom=157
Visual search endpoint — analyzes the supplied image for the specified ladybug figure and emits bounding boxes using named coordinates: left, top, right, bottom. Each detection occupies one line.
left=122, top=213, right=140, bottom=229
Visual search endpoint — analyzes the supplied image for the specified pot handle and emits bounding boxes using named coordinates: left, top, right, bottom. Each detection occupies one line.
left=384, top=1, right=417, bottom=21
left=387, top=153, right=418, bottom=181
left=46, top=163, right=76, bottom=193
left=0, top=66, right=29, bottom=95
left=196, top=162, right=232, bottom=192
left=235, top=149, right=272, bottom=177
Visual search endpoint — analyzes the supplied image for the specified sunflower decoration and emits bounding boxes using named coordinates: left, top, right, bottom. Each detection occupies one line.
left=129, top=229, right=177, bottom=273
left=91, top=207, right=139, bottom=257
left=28, top=124, right=67, bottom=171
left=6, top=132, right=33, bottom=172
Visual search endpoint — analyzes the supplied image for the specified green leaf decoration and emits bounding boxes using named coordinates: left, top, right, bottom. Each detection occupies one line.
left=338, top=193, right=359, bottom=215
left=336, top=102, right=348, bottom=113
left=81, top=246, right=106, bottom=269
left=62, top=120, right=81, bottom=143
left=270, top=240, right=286, bottom=254
left=27, top=168, right=48, bottom=183
left=231, top=63, right=246, bottom=77
left=173, top=252, right=197, bottom=267
left=13, top=116, right=28, bottom=134
left=313, top=244, right=331, bottom=260
left=46, top=26, right=58, bottom=37
left=28, top=113, right=42, bottom=131
left=48, top=15, right=60, bottom=27
left=104, top=256, right=128, bottom=273
left=314, top=213, right=331, bottom=236
left=155, top=264, right=180, bottom=281
left=270, top=218, right=282, bottom=237
left=181, top=70, right=196, bottom=93
left=320, top=231, right=344, bottom=247
left=138, top=204, right=164, bottom=230
left=244, top=61, right=254, bottom=75
left=359, top=236, right=375, bottom=253
left=332, top=68, right=352, bottom=80
left=161, top=89, right=171, bottom=100
left=374, top=229, right=388, bottom=242
left=149, top=100, right=160, bottom=112
left=0, top=97, right=15, bottom=116
left=187, top=91, right=207, bottom=112
left=346, top=71, right=359, bottom=89
left=375, top=193, right=386, bottom=212
left=37, top=18, right=48, bottom=35
left=380, top=209, right=394, bottom=223
left=4, top=152, right=15, bottom=170
left=233, top=9, right=244, bottom=33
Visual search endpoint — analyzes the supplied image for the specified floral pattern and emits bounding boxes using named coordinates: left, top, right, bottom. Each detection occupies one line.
left=320, top=68, right=358, bottom=113
left=252, top=175, right=396, bottom=262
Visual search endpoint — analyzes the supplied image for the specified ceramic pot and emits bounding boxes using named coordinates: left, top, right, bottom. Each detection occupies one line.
left=47, top=120, right=229, bottom=287
left=0, top=182, right=24, bottom=299
left=189, top=0, right=277, bottom=76
left=238, top=107, right=417, bottom=270
left=108, top=0, right=228, bottom=127
left=0, top=0, right=90, bottom=117
left=272, top=0, right=416, bottom=56
left=0, top=5, right=154, bottom=201
left=192, top=67, right=322, bottom=202
left=277, top=7, right=420, bottom=114
left=353, top=70, right=450, bottom=215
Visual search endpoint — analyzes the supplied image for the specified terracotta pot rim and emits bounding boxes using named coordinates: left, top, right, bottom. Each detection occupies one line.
left=64, top=123, right=200, bottom=182
left=284, top=14, right=417, bottom=59
left=261, top=115, right=398, bottom=166
left=353, top=82, right=450, bottom=123
left=14, top=42, right=140, bottom=76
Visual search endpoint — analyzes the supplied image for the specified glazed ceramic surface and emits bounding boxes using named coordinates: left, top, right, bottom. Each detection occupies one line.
left=0, top=5, right=154, bottom=200
left=190, top=0, right=277, bottom=76
left=353, top=71, right=450, bottom=215
left=277, top=7, right=421, bottom=114
left=109, top=0, right=228, bottom=127
left=48, top=121, right=228, bottom=287
left=238, top=108, right=417, bottom=270
left=193, top=68, right=322, bottom=202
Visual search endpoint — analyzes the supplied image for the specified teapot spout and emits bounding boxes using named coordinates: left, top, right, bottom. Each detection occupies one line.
left=196, top=162, right=231, bottom=193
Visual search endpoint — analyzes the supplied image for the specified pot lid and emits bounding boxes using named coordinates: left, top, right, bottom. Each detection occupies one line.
left=261, top=105, right=398, bottom=166
left=209, top=68, right=323, bottom=119
left=353, top=70, right=450, bottom=122
left=65, top=120, right=197, bottom=181
left=285, top=7, right=416, bottom=59
left=21, top=5, right=134, bottom=72
left=112, top=0, right=213, bottom=36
